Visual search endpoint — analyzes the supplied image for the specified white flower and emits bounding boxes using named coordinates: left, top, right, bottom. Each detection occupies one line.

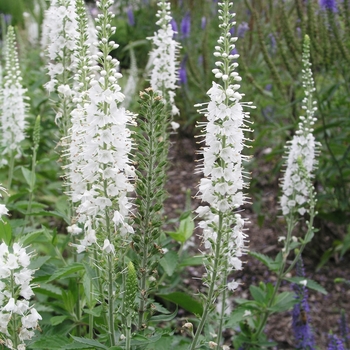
left=0, top=26, right=28, bottom=162
left=102, top=239, right=115, bottom=254
left=195, top=3, right=254, bottom=293
left=148, top=1, right=180, bottom=116
left=280, top=35, right=320, bottom=217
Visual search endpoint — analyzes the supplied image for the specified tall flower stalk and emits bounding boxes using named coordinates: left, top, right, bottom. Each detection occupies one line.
left=66, top=0, right=136, bottom=345
left=133, top=88, right=168, bottom=330
left=42, top=0, right=78, bottom=137
left=148, top=0, right=180, bottom=117
left=0, top=26, right=29, bottom=191
left=251, top=35, right=320, bottom=345
left=191, top=1, right=254, bottom=348
left=0, top=242, right=42, bottom=349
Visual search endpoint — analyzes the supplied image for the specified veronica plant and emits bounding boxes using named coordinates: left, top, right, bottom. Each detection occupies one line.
left=190, top=1, right=254, bottom=348
left=235, top=35, right=322, bottom=349
left=132, top=88, right=168, bottom=330
left=41, top=0, right=78, bottom=137
left=67, top=0, right=136, bottom=345
left=148, top=0, right=180, bottom=117
left=0, top=26, right=29, bottom=191
left=0, top=242, right=41, bottom=350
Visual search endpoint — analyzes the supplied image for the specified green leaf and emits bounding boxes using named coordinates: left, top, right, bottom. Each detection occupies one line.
left=21, top=166, right=35, bottom=189
left=20, top=229, right=45, bottom=246
left=34, top=283, right=62, bottom=299
left=159, top=250, right=178, bottom=276
left=47, top=263, right=84, bottom=282
left=29, top=255, right=51, bottom=270
left=284, top=277, right=328, bottom=295
left=178, top=255, right=203, bottom=267
left=249, top=251, right=280, bottom=272
left=145, top=335, right=173, bottom=349
left=70, top=336, right=108, bottom=349
left=50, top=315, right=68, bottom=326
left=249, top=285, right=266, bottom=305
left=30, top=335, right=72, bottom=349
left=166, top=213, right=194, bottom=243
left=150, top=305, right=178, bottom=322
left=0, top=217, right=12, bottom=245
left=158, top=292, right=202, bottom=315
left=269, top=291, right=297, bottom=312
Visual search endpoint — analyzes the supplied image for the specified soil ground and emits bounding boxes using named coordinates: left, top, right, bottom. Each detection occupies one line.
left=163, top=134, right=350, bottom=350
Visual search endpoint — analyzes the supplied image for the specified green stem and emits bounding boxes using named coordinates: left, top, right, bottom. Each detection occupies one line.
left=190, top=214, right=223, bottom=350
left=7, top=149, right=15, bottom=193
left=251, top=216, right=295, bottom=344
left=10, top=270, right=18, bottom=348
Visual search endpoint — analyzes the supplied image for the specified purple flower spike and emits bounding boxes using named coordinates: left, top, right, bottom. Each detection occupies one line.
left=170, top=18, right=178, bottom=34
left=339, top=310, right=350, bottom=347
left=179, top=57, right=187, bottom=85
left=328, top=334, right=345, bottom=350
left=201, top=16, right=207, bottom=30
left=181, top=12, right=191, bottom=39
left=319, top=0, right=338, bottom=12
left=292, top=259, right=316, bottom=350
left=237, top=22, right=249, bottom=38
left=127, top=6, right=135, bottom=26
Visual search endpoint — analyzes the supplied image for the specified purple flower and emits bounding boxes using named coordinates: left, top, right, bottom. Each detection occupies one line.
left=127, top=6, right=135, bottom=26
left=339, top=310, right=350, bottom=348
left=292, top=259, right=316, bottom=350
left=201, top=16, right=207, bottom=30
left=181, top=12, right=191, bottom=39
left=237, top=22, right=249, bottom=38
left=319, top=0, right=338, bottom=12
left=179, top=57, right=187, bottom=85
left=269, top=33, right=276, bottom=54
left=170, top=18, right=178, bottom=34
left=328, top=334, right=345, bottom=350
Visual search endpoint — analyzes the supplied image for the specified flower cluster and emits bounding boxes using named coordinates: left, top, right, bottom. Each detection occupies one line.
left=68, top=0, right=136, bottom=253
left=195, top=0, right=253, bottom=291
left=328, top=334, right=345, bottom=350
left=0, top=243, right=41, bottom=349
left=280, top=35, right=320, bottom=217
left=148, top=0, right=180, bottom=116
left=292, top=259, right=316, bottom=349
left=0, top=26, right=29, bottom=166
left=0, top=185, right=9, bottom=220
left=42, top=0, right=77, bottom=94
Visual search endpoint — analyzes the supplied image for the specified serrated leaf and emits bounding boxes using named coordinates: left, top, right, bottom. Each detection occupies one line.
left=20, top=229, right=45, bottom=246
left=47, top=263, right=84, bottom=282
left=269, top=291, right=297, bottom=312
left=70, top=336, right=108, bottom=349
left=50, top=315, right=68, bottom=326
left=29, top=256, right=51, bottom=270
left=249, top=251, right=280, bottom=272
left=284, top=277, right=328, bottom=295
left=166, top=214, right=194, bottom=243
left=159, top=250, right=178, bottom=276
left=0, top=217, right=12, bottom=245
left=21, top=166, right=35, bottom=189
left=158, top=292, right=202, bottom=315
left=178, top=255, right=203, bottom=267
left=30, top=335, right=72, bottom=349
left=249, top=285, right=266, bottom=305
left=150, top=305, right=178, bottom=322
left=34, top=283, right=62, bottom=299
